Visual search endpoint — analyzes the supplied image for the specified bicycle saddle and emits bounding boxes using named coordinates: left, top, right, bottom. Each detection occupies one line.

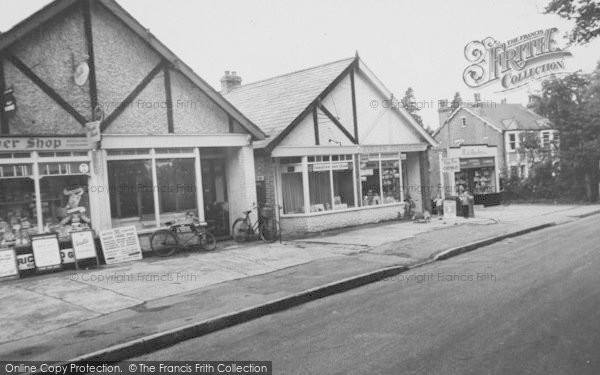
left=165, top=221, right=174, bottom=226
left=243, top=210, right=252, bottom=215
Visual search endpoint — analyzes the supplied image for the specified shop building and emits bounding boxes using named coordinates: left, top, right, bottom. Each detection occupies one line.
left=0, top=0, right=264, bottom=258
left=430, top=100, right=557, bottom=205
left=224, top=56, right=437, bottom=234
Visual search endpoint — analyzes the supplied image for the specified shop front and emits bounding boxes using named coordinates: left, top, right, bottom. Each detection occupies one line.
left=446, top=145, right=500, bottom=206
left=273, top=143, right=427, bottom=233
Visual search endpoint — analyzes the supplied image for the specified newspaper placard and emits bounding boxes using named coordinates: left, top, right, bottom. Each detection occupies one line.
left=31, top=233, right=62, bottom=270
left=443, top=199, right=457, bottom=219
left=100, top=226, right=142, bottom=265
left=0, top=248, right=19, bottom=280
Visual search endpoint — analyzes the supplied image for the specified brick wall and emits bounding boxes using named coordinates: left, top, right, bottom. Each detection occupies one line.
left=253, top=154, right=276, bottom=209
left=280, top=204, right=405, bottom=235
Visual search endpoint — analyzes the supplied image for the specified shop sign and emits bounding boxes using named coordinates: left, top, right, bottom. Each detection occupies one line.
left=31, top=233, right=62, bottom=270
left=0, top=137, right=88, bottom=151
left=460, top=145, right=495, bottom=157
left=312, top=162, right=349, bottom=171
left=460, top=157, right=495, bottom=169
left=100, top=226, right=142, bottom=265
left=0, top=248, right=19, bottom=280
left=85, top=121, right=101, bottom=148
left=442, top=158, right=461, bottom=173
left=361, top=169, right=374, bottom=176
left=360, top=144, right=426, bottom=153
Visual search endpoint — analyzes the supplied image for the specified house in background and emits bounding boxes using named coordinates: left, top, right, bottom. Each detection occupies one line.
left=430, top=97, right=558, bottom=205
left=223, top=55, right=437, bottom=234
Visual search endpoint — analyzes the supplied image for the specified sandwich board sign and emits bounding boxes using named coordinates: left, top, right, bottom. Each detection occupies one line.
left=31, top=233, right=62, bottom=271
left=442, top=158, right=461, bottom=173
left=0, top=248, right=19, bottom=280
left=443, top=199, right=457, bottom=219
left=71, top=230, right=99, bottom=269
left=100, top=226, right=142, bottom=265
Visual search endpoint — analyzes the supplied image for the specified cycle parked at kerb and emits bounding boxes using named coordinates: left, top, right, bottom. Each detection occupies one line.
left=232, top=205, right=280, bottom=243
left=150, top=213, right=216, bottom=257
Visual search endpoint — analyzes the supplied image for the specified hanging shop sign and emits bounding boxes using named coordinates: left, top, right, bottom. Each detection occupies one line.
left=442, top=157, right=461, bottom=173
left=31, top=233, right=62, bottom=271
left=100, top=226, right=142, bottom=265
left=0, top=137, right=88, bottom=151
left=0, top=248, right=19, bottom=280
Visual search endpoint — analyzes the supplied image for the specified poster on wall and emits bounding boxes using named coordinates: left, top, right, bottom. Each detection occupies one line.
left=100, top=226, right=142, bottom=265
left=31, top=233, right=62, bottom=271
left=0, top=248, right=19, bottom=280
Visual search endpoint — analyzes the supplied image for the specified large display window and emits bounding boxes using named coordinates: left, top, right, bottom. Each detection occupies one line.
left=106, top=148, right=207, bottom=231
left=0, top=150, right=92, bottom=246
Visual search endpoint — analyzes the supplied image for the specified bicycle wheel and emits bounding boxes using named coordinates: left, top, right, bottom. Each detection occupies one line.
left=260, top=218, right=279, bottom=243
left=150, top=229, right=179, bottom=257
left=232, top=218, right=251, bottom=242
left=199, top=231, right=217, bottom=251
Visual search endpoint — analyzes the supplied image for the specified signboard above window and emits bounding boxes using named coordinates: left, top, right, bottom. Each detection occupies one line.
left=0, top=137, right=88, bottom=151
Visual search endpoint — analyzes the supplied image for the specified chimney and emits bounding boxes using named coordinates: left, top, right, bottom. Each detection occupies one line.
left=437, top=99, right=453, bottom=128
left=220, top=70, right=242, bottom=94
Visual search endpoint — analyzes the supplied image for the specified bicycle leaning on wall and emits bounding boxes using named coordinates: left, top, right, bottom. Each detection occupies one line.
left=232, top=205, right=280, bottom=243
left=150, top=214, right=217, bottom=257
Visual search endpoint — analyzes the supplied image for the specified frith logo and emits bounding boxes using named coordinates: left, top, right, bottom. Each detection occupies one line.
left=463, top=28, right=572, bottom=92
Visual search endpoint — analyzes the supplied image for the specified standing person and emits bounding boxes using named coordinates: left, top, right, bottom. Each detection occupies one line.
left=434, top=192, right=444, bottom=218
left=459, top=187, right=471, bottom=218
left=405, top=194, right=416, bottom=220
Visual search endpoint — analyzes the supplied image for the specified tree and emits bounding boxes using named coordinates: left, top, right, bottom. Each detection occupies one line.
left=529, top=64, right=600, bottom=201
left=400, top=87, right=425, bottom=128
left=545, top=0, right=600, bottom=44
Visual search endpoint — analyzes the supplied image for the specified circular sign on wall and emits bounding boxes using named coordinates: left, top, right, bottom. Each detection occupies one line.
left=79, top=163, right=90, bottom=174
left=74, top=62, right=90, bottom=86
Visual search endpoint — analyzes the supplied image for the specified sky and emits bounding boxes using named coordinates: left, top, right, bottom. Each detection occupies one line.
left=1, top=0, right=599, bottom=130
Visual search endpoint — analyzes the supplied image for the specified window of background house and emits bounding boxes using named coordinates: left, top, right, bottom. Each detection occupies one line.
left=508, top=133, right=517, bottom=151
left=541, top=131, right=551, bottom=148
left=461, top=117, right=467, bottom=127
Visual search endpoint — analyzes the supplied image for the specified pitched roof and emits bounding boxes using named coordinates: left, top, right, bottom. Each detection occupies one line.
left=0, top=0, right=265, bottom=139
left=224, top=58, right=355, bottom=148
left=468, top=104, right=552, bottom=131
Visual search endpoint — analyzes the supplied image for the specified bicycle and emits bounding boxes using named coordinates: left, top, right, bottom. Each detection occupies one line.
left=231, top=205, right=280, bottom=243
left=150, top=219, right=217, bottom=257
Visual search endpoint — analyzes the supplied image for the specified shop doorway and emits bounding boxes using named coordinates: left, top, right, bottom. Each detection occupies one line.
left=201, top=156, right=229, bottom=237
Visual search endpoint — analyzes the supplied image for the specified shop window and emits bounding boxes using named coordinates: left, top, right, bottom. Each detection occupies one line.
left=281, top=172, right=304, bottom=214
left=308, top=166, right=332, bottom=212
left=0, top=170, right=36, bottom=247
left=40, top=175, right=90, bottom=238
left=156, top=158, right=197, bottom=223
left=360, top=156, right=381, bottom=206
left=332, top=167, right=354, bottom=209
left=107, top=160, right=155, bottom=229
left=381, top=160, right=401, bottom=203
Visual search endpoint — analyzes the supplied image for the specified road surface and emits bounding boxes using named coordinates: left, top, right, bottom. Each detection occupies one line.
left=134, top=215, right=600, bottom=374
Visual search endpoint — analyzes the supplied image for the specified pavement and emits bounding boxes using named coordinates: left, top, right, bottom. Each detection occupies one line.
left=141, top=214, right=600, bottom=374
left=0, top=204, right=599, bottom=361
